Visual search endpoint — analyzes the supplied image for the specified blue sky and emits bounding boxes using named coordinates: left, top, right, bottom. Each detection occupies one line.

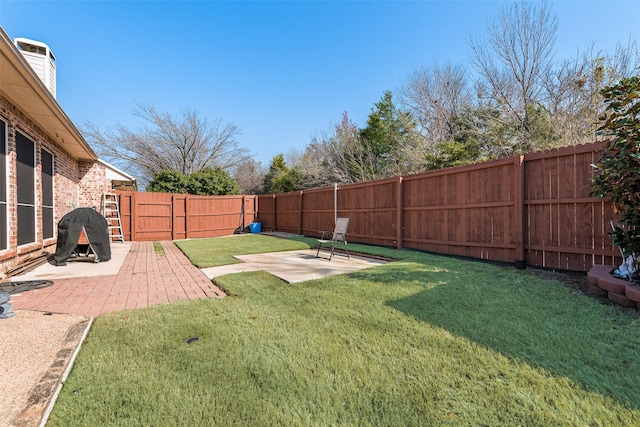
left=1, top=1, right=639, bottom=168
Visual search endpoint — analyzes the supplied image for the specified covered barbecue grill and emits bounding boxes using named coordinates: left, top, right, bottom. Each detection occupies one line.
left=54, top=208, right=111, bottom=266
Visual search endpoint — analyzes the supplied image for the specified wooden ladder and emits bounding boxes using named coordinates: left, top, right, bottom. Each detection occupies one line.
left=102, top=193, right=124, bottom=243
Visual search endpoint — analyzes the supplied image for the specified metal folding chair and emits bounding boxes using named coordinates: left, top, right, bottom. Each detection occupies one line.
left=316, top=217, right=350, bottom=260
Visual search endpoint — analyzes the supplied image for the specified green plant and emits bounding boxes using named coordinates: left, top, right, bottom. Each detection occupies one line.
left=262, top=154, right=305, bottom=194
left=146, top=168, right=239, bottom=195
left=152, top=241, right=165, bottom=256
left=187, top=167, right=239, bottom=195
left=590, top=76, right=640, bottom=279
left=146, top=170, right=190, bottom=193
left=174, top=234, right=311, bottom=268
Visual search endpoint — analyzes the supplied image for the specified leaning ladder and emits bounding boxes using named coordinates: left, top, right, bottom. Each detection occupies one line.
left=102, top=193, right=124, bottom=243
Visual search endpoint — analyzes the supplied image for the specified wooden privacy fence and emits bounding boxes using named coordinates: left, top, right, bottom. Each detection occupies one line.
left=116, top=192, right=257, bottom=241
left=256, top=142, right=621, bottom=273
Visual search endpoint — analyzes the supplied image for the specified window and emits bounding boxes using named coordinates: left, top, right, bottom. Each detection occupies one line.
left=0, top=119, right=6, bottom=250
left=41, top=148, right=54, bottom=240
left=16, top=131, right=35, bottom=246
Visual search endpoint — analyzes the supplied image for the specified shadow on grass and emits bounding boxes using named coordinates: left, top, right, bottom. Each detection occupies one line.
left=351, top=260, right=640, bottom=410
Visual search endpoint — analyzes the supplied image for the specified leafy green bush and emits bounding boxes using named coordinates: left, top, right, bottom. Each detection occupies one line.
left=146, top=170, right=190, bottom=193
left=590, top=76, right=640, bottom=279
left=187, top=167, right=239, bottom=195
left=146, top=167, right=239, bottom=195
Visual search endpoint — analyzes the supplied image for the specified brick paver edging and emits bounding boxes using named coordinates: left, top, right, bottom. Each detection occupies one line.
left=588, top=264, right=640, bottom=309
left=12, top=241, right=226, bottom=317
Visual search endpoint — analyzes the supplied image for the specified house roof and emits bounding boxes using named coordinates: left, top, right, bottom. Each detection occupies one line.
left=98, top=159, right=137, bottom=182
left=0, top=26, right=97, bottom=161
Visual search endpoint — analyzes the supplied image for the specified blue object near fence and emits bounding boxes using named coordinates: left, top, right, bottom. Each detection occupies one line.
left=249, top=222, right=261, bottom=233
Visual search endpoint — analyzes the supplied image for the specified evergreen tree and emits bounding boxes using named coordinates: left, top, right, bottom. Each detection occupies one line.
left=358, top=90, right=417, bottom=177
left=263, top=154, right=304, bottom=194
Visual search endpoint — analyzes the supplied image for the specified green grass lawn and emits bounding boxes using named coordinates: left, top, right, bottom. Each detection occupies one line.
left=174, top=234, right=311, bottom=268
left=49, top=235, right=640, bottom=426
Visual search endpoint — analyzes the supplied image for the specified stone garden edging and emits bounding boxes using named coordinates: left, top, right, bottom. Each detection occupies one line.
left=587, top=264, right=640, bottom=309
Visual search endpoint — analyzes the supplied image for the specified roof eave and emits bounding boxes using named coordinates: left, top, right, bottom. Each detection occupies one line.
left=0, top=26, right=97, bottom=161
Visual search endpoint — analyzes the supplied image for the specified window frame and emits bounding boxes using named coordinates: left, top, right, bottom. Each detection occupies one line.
left=0, top=118, right=7, bottom=251
left=16, top=130, right=37, bottom=247
left=41, top=147, right=54, bottom=240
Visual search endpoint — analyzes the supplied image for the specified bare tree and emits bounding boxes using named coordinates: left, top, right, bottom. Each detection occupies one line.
left=469, top=0, right=558, bottom=153
left=542, top=46, right=605, bottom=145
left=542, top=40, right=640, bottom=145
left=82, top=103, right=249, bottom=184
left=295, top=113, right=384, bottom=187
left=233, top=158, right=266, bottom=194
left=610, top=38, right=640, bottom=80
left=400, top=62, right=471, bottom=145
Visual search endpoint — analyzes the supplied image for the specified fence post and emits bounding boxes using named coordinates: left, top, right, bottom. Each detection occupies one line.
left=116, top=191, right=130, bottom=241
left=185, top=195, right=190, bottom=239
left=514, top=155, right=526, bottom=268
left=298, top=191, right=304, bottom=235
left=171, top=194, right=176, bottom=240
left=273, top=194, right=277, bottom=232
left=254, top=196, right=258, bottom=224
left=334, top=183, right=338, bottom=223
left=131, top=191, right=137, bottom=242
left=396, top=176, right=404, bottom=250
left=171, top=194, right=186, bottom=240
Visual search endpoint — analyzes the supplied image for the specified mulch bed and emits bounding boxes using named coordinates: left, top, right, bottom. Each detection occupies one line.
left=525, top=268, right=640, bottom=316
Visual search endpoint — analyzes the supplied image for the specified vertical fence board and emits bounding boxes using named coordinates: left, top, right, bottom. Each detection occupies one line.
left=116, top=191, right=133, bottom=241
left=256, top=195, right=275, bottom=231
left=397, top=177, right=403, bottom=249
left=172, top=194, right=187, bottom=240
left=244, top=196, right=257, bottom=230
left=513, top=156, right=525, bottom=264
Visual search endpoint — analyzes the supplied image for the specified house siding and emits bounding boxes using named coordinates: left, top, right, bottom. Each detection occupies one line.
left=0, top=94, right=106, bottom=274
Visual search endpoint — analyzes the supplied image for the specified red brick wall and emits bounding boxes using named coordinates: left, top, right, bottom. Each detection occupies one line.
left=78, top=160, right=110, bottom=209
left=0, top=94, right=103, bottom=274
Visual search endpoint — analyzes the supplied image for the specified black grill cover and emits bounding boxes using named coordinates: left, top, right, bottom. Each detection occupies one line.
left=54, top=208, right=111, bottom=266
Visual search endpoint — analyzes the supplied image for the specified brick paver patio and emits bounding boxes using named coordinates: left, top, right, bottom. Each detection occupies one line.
left=11, top=241, right=225, bottom=317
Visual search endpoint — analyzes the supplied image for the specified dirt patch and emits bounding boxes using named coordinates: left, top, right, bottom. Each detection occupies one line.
left=524, top=267, right=640, bottom=316
left=0, top=310, right=91, bottom=427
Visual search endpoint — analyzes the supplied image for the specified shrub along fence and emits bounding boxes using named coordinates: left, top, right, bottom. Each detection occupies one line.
left=116, top=192, right=257, bottom=241
left=256, top=142, right=620, bottom=273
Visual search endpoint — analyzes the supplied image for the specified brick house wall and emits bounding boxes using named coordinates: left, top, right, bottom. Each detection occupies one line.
left=78, top=160, right=111, bottom=210
left=0, top=94, right=106, bottom=274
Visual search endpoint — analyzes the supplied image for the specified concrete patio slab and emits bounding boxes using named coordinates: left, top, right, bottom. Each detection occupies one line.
left=10, top=242, right=132, bottom=281
left=227, top=249, right=388, bottom=283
